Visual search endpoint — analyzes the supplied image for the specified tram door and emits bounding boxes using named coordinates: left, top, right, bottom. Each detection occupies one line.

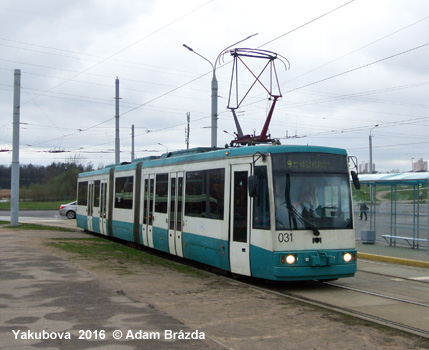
left=229, top=165, right=251, bottom=276
left=99, top=180, right=108, bottom=235
left=168, top=172, right=184, bottom=257
left=142, top=174, right=155, bottom=248
left=87, top=182, right=94, bottom=232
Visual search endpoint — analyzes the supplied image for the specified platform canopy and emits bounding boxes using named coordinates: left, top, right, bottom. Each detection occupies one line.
left=358, top=172, right=429, bottom=185
left=356, top=172, right=428, bottom=255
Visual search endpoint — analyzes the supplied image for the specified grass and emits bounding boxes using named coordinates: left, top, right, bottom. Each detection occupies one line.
left=381, top=188, right=427, bottom=201
left=0, top=220, right=202, bottom=275
left=0, top=201, right=64, bottom=210
left=352, top=186, right=427, bottom=203
left=44, top=237, right=205, bottom=276
left=0, top=221, right=74, bottom=232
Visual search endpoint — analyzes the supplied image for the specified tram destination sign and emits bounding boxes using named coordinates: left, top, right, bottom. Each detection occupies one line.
left=273, top=153, right=348, bottom=173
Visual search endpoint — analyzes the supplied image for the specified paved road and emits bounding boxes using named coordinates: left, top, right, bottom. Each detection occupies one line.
left=0, top=210, right=77, bottom=230
left=0, top=227, right=221, bottom=349
left=354, top=210, right=428, bottom=250
left=0, top=209, right=60, bottom=219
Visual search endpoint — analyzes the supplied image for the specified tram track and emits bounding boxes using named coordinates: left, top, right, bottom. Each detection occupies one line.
left=124, top=239, right=429, bottom=339
left=236, top=278, right=429, bottom=339
left=356, top=260, right=429, bottom=284
left=323, top=281, right=429, bottom=308
left=85, top=232, right=429, bottom=339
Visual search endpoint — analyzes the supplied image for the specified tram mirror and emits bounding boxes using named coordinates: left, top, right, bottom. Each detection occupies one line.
left=351, top=171, right=361, bottom=190
left=248, top=175, right=259, bottom=197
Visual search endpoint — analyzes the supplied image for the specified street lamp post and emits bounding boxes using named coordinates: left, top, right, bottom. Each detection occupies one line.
left=183, top=34, right=257, bottom=148
left=369, top=124, right=379, bottom=174
left=368, top=124, right=379, bottom=233
left=158, top=143, right=168, bottom=153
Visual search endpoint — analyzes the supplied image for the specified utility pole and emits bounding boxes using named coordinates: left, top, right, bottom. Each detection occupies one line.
left=185, top=112, right=190, bottom=149
left=11, top=69, right=21, bottom=226
left=115, top=77, right=120, bottom=164
left=369, top=135, right=373, bottom=173
left=131, top=124, right=135, bottom=161
left=183, top=34, right=257, bottom=148
left=369, top=125, right=378, bottom=174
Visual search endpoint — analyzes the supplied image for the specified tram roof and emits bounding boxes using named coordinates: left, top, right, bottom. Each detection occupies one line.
left=78, top=144, right=348, bottom=178
left=358, top=172, right=429, bottom=185
left=133, top=145, right=347, bottom=168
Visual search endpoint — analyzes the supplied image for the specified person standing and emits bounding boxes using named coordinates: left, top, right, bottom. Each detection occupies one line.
left=359, top=200, right=368, bottom=220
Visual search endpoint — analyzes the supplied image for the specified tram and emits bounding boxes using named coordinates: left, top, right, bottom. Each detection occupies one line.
left=76, top=144, right=357, bottom=281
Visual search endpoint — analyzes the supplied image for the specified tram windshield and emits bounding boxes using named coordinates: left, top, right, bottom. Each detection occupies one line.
left=272, top=153, right=352, bottom=231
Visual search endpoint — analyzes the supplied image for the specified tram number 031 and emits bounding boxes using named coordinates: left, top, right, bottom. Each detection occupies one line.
left=278, top=232, right=293, bottom=243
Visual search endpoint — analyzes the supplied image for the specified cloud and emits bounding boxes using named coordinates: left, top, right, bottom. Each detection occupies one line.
left=0, top=0, right=428, bottom=172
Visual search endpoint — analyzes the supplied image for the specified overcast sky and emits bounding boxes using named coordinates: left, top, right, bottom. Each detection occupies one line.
left=0, top=0, right=428, bottom=172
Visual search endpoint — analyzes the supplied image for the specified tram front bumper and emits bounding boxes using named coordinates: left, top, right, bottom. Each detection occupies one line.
left=273, top=249, right=357, bottom=280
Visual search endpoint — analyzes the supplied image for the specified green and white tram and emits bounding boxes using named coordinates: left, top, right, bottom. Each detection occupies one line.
left=76, top=144, right=357, bottom=281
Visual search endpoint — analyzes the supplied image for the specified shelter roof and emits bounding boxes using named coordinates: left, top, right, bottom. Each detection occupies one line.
left=358, top=172, right=429, bottom=185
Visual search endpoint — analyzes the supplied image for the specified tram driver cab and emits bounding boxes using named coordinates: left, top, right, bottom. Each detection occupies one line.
left=274, top=173, right=352, bottom=232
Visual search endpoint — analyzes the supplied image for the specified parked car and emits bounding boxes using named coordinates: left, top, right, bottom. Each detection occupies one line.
left=59, top=201, right=77, bottom=219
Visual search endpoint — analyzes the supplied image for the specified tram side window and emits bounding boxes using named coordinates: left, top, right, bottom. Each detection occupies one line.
left=155, top=173, right=168, bottom=213
left=93, top=180, right=100, bottom=208
left=115, top=176, right=133, bottom=209
left=253, top=166, right=270, bottom=230
left=185, top=168, right=225, bottom=220
left=78, top=181, right=88, bottom=206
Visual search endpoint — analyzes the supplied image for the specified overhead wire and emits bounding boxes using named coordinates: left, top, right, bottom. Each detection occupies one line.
left=258, top=0, right=356, bottom=49
left=234, top=12, right=429, bottom=143
left=4, top=0, right=215, bottom=153
left=284, top=43, right=429, bottom=95
left=19, top=0, right=214, bottom=106
left=1, top=0, right=361, bottom=152
left=283, top=16, right=429, bottom=86
left=3, top=1, right=427, bottom=162
left=116, top=0, right=359, bottom=141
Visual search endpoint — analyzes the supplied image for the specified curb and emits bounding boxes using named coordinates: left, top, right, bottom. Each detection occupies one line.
left=358, top=252, right=429, bottom=269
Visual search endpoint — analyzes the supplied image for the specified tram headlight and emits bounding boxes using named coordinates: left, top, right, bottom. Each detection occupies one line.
left=286, top=255, right=296, bottom=264
left=343, top=252, right=352, bottom=262
left=281, top=254, right=296, bottom=264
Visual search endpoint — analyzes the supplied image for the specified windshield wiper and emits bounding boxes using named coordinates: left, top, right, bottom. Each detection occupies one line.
left=285, top=174, right=297, bottom=229
left=287, top=204, right=320, bottom=236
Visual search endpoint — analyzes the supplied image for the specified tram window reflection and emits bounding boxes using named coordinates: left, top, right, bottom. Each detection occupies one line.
left=115, top=176, right=134, bottom=209
left=252, top=166, right=270, bottom=230
left=185, top=168, right=225, bottom=220
left=78, top=181, right=88, bottom=206
left=155, top=173, right=168, bottom=213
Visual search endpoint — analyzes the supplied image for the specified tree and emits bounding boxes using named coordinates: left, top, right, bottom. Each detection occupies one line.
left=0, top=160, right=93, bottom=201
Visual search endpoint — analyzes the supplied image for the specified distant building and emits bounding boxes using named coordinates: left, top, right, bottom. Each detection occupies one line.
left=412, top=158, right=428, bottom=172
left=359, top=161, right=375, bottom=174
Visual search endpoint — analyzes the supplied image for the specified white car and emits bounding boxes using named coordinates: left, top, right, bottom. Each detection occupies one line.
left=59, top=201, right=77, bottom=219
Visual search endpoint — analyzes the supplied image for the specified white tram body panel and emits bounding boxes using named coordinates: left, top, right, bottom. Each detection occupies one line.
left=77, top=145, right=357, bottom=281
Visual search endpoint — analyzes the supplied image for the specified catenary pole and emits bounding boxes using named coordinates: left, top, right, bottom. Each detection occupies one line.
left=369, top=125, right=378, bottom=174
left=186, top=112, right=190, bottom=149
left=131, top=124, right=135, bottom=161
left=115, top=77, right=120, bottom=164
left=11, top=69, right=21, bottom=226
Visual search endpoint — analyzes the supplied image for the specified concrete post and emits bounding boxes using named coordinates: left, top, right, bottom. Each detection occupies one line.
left=115, top=77, right=120, bottom=164
left=11, top=69, right=21, bottom=226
